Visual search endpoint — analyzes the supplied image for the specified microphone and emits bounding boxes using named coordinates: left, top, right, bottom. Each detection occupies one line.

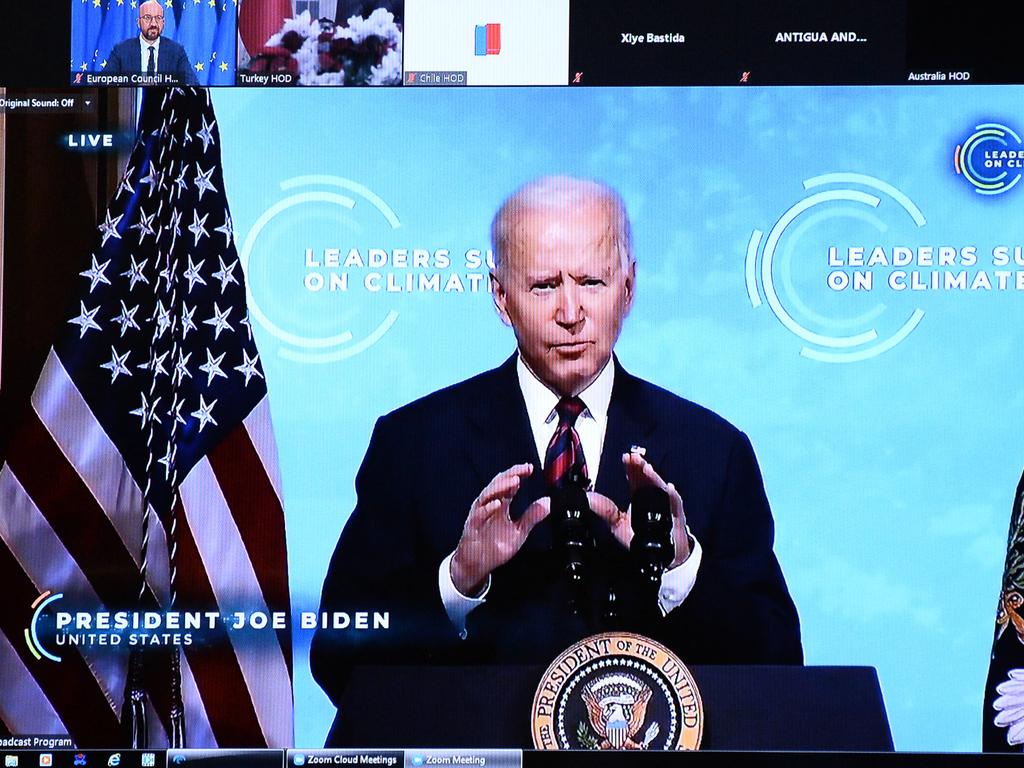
left=630, top=486, right=674, bottom=589
left=550, top=472, right=593, bottom=615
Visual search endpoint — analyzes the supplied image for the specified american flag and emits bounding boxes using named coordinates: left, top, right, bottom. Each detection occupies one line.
left=0, top=88, right=292, bottom=748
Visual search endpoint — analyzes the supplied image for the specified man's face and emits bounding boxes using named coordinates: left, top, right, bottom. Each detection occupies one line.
left=138, top=3, right=164, bottom=41
left=492, top=200, right=634, bottom=397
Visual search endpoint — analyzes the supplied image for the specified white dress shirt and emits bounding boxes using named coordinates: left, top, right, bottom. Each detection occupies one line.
left=438, top=356, right=703, bottom=637
left=139, top=34, right=161, bottom=73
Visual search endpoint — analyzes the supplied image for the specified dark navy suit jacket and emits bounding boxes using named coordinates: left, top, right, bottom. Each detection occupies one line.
left=106, top=36, right=199, bottom=84
left=311, top=355, right=802, bottom=709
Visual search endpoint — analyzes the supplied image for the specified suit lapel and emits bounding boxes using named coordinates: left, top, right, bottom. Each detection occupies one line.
left=595, top=360, right=663, bottom=511
left=464, top=355, right=545, bottom=520
left=156, top=40, right=171, bottom=73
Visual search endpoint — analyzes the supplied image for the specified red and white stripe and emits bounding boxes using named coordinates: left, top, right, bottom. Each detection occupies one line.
left=0, top=350, right=292, bottom=747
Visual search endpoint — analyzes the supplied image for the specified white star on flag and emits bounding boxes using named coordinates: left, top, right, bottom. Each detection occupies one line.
left=189, top=210, right=210, bottom=246
left=158, top=263, right=173, bottom=291
left=174, top=165, right=189, bottom=194
left=129, top=392, right=162, bottom=425
left=132, top=209, right=157, bottom=242
left=184, top=256, right=207, bottom=292
left=199, top=348, right=228, bottom=386
left=68, top=301, right=102, bottom=338
left=240, top=314, right=253, bottom=341
left=169, top=208, right=184, bottom=240
left=234, top=350, right=264, bottom=386
left=139, top=350, right=170, bottom=378
left=170, top=392, right=187, bottom=425
left=197, top=114, right=217, bottom=153
left=211, top=256, right=239, bottom=293
left=138, top=161, right=160, bottom=192
left=194, top=164, right=218, bottom=201
left=214, top=212, right=233, bottom=248
left=153, top=299, right=173, bottom=338
left=98, top=210, right=123, bottom=247
left=112, top=300, right=140, bottom=336
left=175, top=350, right=193, bottom=384
left=100, top=346, right=133, bottom=382
left=181, top=303, right=198, bottom=338
left=80, top=255, right=112, bottom=292
left=203, top=302, right=234, bottom=340
left=116, top=166, right=136, bottom=199
left=157, top=442, right=177, bottom=479
left=120, top=254, right=150, bottom=290
left=191, top=394, right=218, bottom=432
left=128, top=392, right=147, bottom=424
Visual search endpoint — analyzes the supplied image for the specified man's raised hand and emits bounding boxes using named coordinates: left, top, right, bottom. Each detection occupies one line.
left=587, top=452, right=690, bottom=568
left=450, top=463, right=550, bottom=595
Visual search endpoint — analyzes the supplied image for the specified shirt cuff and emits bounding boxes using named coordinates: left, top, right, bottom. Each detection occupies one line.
left=438, top=551, right=490, bottom=639
left=657, top=528, right=702, bottom=615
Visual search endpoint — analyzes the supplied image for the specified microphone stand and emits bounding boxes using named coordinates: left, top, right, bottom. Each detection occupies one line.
left=630, top=486, right=674, bottom=623
left=550, top=472, right=594, bottom=621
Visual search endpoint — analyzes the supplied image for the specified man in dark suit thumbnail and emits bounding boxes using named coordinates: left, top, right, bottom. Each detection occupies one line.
left=311, top=176, right=802, bottom=714
left=106, top=0, right=199, bottom=84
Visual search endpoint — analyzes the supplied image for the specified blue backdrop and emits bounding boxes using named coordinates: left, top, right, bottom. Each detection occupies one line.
left=213, top=86, right=1024, bottom=751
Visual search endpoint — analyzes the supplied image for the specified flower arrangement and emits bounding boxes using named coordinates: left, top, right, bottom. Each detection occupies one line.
left=247, top=8, right=402, bottom=86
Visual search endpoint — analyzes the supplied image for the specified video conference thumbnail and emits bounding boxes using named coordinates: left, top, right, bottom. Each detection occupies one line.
left=70, top=0, right=237, bottom=86
left=69, top=0, right=406, bottom=87
left=66, top=0, right=579, bottom=88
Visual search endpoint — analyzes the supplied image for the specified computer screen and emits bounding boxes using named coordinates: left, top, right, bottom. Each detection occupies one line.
left=2, top=2, right=1024, bottom=765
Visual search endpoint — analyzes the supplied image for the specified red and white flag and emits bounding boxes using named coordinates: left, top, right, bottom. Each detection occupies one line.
left=0, top=88, right=292, bottom=748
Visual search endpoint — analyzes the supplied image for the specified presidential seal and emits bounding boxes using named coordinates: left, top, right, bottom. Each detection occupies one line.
left=531, top=632, right=703, bottom=750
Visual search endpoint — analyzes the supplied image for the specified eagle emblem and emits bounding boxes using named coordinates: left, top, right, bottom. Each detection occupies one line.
left=580, top=673, right=660, bottom=750
left=531, top=632, right=702, bottom=750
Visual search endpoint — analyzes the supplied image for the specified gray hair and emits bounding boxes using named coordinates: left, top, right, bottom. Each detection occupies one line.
left=490, top=176, right=634, bottom=276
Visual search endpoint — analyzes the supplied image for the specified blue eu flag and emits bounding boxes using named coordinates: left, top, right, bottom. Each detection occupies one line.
left=71, top=0, right=106, bottom=73
left=175, top=0, right=219, bottom=85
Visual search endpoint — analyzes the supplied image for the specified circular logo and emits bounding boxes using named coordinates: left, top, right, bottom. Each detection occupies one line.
left=237, top=175, right=402, bottom=364
left=531, top=632, right=703, bottom=751
left=954, top=123, right=1023, bottom=196
left=746, top=173, right=926, bottom=363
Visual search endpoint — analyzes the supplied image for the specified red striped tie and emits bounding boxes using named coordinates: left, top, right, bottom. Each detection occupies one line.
left=544, top=396, right=589, bottom=490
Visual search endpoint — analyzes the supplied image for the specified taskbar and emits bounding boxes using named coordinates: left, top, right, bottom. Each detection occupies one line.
left=2, top=749, right=1024, bottom=767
